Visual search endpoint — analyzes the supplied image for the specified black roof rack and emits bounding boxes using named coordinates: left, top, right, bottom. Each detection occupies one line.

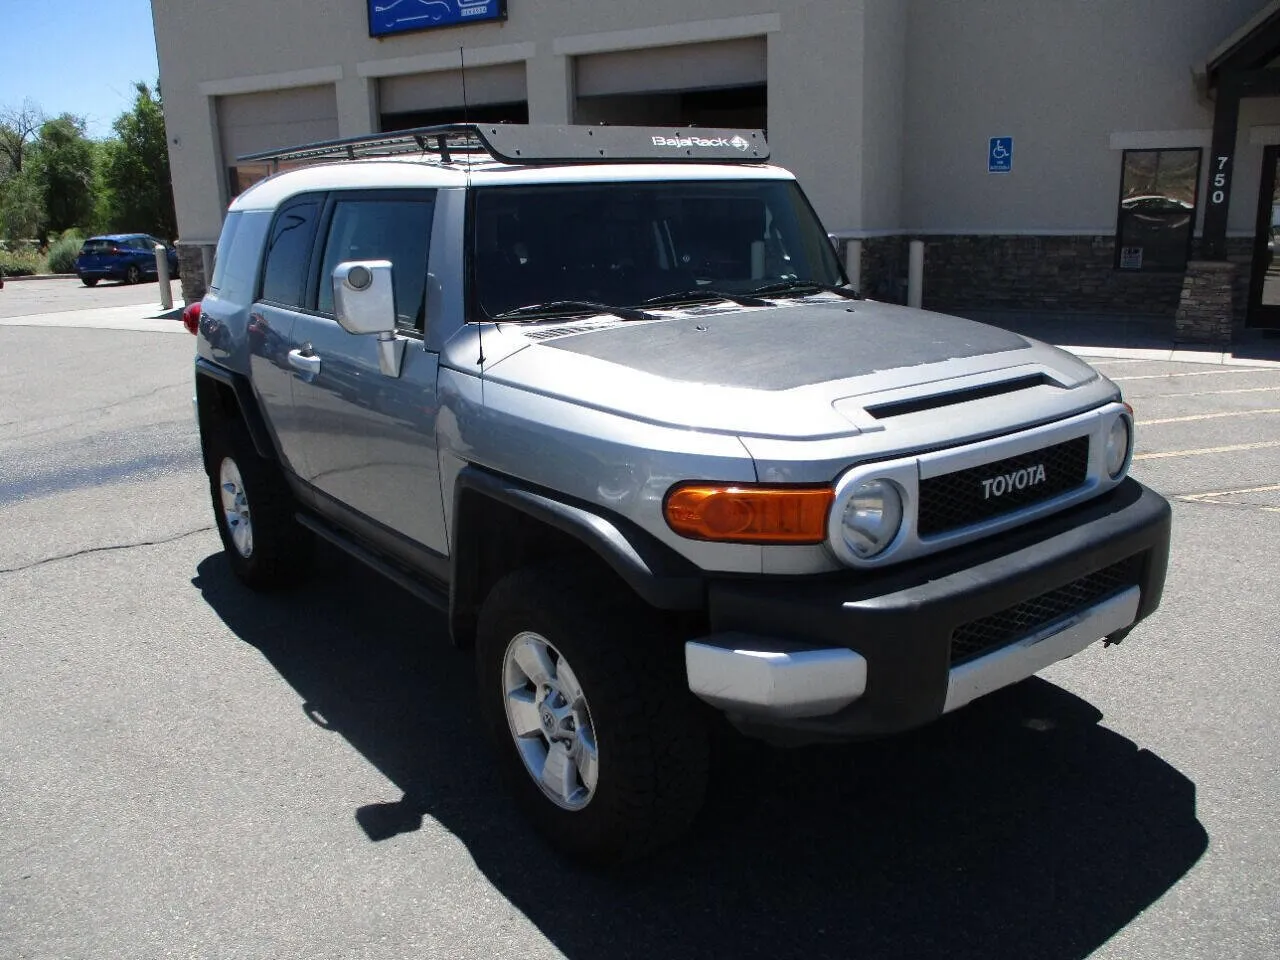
left=237, top=123, right=770, bottom=169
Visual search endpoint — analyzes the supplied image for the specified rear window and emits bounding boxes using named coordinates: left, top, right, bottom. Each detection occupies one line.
left=80, top=239, right=113, bottom=255
left=209, top=211, right=269, bottom=302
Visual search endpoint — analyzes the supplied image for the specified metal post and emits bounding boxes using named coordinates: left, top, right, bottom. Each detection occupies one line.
left=155, top=244, right=173, bottom=310
left=908, top=240, right=924, bottom=308
left=845, top=239, right=862, bottom=293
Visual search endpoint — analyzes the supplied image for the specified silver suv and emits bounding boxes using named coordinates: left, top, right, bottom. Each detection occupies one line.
left=194, top=124, right=1171, bottom=864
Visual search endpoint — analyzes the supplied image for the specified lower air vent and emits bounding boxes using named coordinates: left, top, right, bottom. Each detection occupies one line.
left=950, top=555, right=1142, bottom=665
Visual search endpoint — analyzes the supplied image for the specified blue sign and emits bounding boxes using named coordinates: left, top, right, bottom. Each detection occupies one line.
left=368, top=0, right=507, bottom=37
left=988, top=136, right=1013, bottom=174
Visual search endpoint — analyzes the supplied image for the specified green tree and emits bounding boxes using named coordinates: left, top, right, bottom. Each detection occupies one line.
left=0, top=168, right=44, bottom=240
left=32, top=114, right=95, bottom=235
left=101, top=83, right=176, bottom=239
left=0, top=99, right=43, bottom=177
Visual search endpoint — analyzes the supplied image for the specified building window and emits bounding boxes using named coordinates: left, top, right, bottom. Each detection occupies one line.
left=1115, top=148, right=1201, bottom=271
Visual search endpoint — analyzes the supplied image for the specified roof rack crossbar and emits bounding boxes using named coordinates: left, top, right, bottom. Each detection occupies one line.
left=236, top=123, right=770, bottom=167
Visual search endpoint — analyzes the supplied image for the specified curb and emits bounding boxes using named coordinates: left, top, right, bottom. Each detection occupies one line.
left=0, top=273, right=79, bottom=283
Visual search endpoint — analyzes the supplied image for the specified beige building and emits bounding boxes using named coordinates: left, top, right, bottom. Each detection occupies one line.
left=151, top=0, right=1280, bottom=339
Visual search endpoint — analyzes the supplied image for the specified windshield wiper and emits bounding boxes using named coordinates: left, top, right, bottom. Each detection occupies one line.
left=640, top=289, right=772, bottom=308
left=748, top=279, right=862, bottom=299
left=490, top=300, right=660, bottom=323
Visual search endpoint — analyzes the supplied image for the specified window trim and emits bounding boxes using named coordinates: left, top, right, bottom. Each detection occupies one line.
left=1113, top=147, right=1202, bottom=273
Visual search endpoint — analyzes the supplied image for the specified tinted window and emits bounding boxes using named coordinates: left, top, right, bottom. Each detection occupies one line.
left=261, top=200, right=320, bottom=306
left=471, top=180, right=843, bottom=317
left=80, top=239, right=112, bottom=255
left=315, top=196, right=435, bottom=332
left=1115, top=148, right=1201, bottom=272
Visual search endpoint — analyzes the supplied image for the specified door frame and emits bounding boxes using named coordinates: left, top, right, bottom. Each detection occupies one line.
left=1247, top=144, right=1280, bottom=329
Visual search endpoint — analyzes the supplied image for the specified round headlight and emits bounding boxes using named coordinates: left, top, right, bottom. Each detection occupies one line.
left=840, top=479, right=904, bottom=558
left=1105, top=416, right=1131, bottom=479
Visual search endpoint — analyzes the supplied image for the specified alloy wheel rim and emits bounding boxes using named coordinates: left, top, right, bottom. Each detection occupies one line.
left=218, top=457, right=253, bottom=558
left=502, top=632, right=598, bottom=811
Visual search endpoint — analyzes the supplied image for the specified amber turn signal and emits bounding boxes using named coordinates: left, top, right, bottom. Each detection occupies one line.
left=664, top=483, right=834, bottom=544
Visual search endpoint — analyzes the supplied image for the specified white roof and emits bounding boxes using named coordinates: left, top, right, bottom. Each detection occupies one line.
left=229, top=156, right=795, bottom=211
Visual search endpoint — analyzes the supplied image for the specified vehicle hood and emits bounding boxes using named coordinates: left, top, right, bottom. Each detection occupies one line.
left=470, top=298, right=1111, bottom=441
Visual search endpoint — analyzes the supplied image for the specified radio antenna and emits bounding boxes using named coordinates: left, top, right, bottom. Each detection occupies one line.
left=460, top=45, right=470, bottom=124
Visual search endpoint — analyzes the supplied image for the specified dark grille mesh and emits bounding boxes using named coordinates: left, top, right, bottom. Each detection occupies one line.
left=950, top=556, right=1142, bottom=665
left=918, top=435, right=1090, bottom=537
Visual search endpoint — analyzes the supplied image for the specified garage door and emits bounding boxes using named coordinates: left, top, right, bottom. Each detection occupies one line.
left=575, top=37, right=766, bottom=98
left=217, top=85, right=338, bottom=196
left=217, top=85, right=338, bottom=166
left=379, top=62, right=527, bottom=114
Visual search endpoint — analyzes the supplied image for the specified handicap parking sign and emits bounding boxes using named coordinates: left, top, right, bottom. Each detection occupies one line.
left=989, top=136, right=1013, bottom=173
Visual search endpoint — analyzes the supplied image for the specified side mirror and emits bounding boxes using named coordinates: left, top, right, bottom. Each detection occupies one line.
left=331, top=260, right=405, bottom=378
left=332, top=260, right=396, bottom=336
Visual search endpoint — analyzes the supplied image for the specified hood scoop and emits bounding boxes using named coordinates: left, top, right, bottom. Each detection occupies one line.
left=864, top=373, right=1056, bottom=420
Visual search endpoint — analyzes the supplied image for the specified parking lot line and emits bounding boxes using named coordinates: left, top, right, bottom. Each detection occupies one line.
left=1133, top=439, right=1280, bottom=460
left=1113, top=368, right=1272, bottom=381
left=1140, top=385, right=1280, bottom=399
left=1137, top=407, right=1280, bottom=426
left=1177, top=483, right=1280, bottom=502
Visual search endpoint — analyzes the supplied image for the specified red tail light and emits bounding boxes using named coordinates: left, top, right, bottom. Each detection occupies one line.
left=182, top=302, right=202, bottom=335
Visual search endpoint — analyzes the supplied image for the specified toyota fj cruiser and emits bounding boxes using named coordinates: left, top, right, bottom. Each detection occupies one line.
left=194, top=124, right=1171, bottom=864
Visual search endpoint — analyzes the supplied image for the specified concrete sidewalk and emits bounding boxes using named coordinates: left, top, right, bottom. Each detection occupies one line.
left=0, top=302, right=187, bottom=334
left=959, top=309, right=1280, bottom=368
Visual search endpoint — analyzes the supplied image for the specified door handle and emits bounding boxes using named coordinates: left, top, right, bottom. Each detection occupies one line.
left=288, top=348, right=321, bottom=377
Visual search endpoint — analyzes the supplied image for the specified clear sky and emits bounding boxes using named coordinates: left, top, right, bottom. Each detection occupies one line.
left=0, top=0, right=160, bottom=140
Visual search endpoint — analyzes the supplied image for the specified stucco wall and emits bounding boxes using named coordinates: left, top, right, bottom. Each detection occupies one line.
left=901, top=0, right=1269, bottom=234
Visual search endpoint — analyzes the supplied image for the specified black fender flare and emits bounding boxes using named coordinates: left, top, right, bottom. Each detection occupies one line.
left=195, top=357, right=276, bottom=461
left=450, top=465, right=705, bottom=644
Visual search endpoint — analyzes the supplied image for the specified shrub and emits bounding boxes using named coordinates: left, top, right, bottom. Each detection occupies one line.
left=46, top=232, right=83, bottom=274
left=0, top=248, right=42, bottom=277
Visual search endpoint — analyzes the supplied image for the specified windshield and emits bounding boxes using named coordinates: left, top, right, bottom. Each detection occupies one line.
left=471, top=179, right=846, bottom=319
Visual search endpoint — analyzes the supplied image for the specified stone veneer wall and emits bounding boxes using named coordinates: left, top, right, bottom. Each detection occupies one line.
left=177, top=244, right=208, bottom=304
left=850, top=234, right=1254, bottom=321
left=857, top=235, right=910, bottom=303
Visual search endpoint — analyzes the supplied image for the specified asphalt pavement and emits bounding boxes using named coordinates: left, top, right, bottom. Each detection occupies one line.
left=1, top=282, right=1278, bottom=959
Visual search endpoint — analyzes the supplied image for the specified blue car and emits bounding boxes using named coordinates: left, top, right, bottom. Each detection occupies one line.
left=75, top=234, right=179, bottom=286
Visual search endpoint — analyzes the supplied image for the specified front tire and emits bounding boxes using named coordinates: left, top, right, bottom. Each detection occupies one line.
left=476, top=567, right=709, bottom=864
left=205, top=416, right=311, bottom=589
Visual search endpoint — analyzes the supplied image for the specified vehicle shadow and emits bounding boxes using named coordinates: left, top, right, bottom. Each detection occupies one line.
left=193, top=546, right=1207, bottom=960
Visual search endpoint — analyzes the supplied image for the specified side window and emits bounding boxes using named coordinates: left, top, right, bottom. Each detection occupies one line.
left=260, top=199, right=320, bottom=307
left=315, top=196, right=436, bottom=333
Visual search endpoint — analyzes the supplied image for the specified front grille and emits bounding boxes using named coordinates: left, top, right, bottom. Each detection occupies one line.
left=918, top=435, right=1090, bottom=537
left=949, top=556, right=1142, bottom=665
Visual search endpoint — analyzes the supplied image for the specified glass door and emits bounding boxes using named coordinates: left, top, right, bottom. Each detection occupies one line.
left=1248, top=145, right=1280, bottom=328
